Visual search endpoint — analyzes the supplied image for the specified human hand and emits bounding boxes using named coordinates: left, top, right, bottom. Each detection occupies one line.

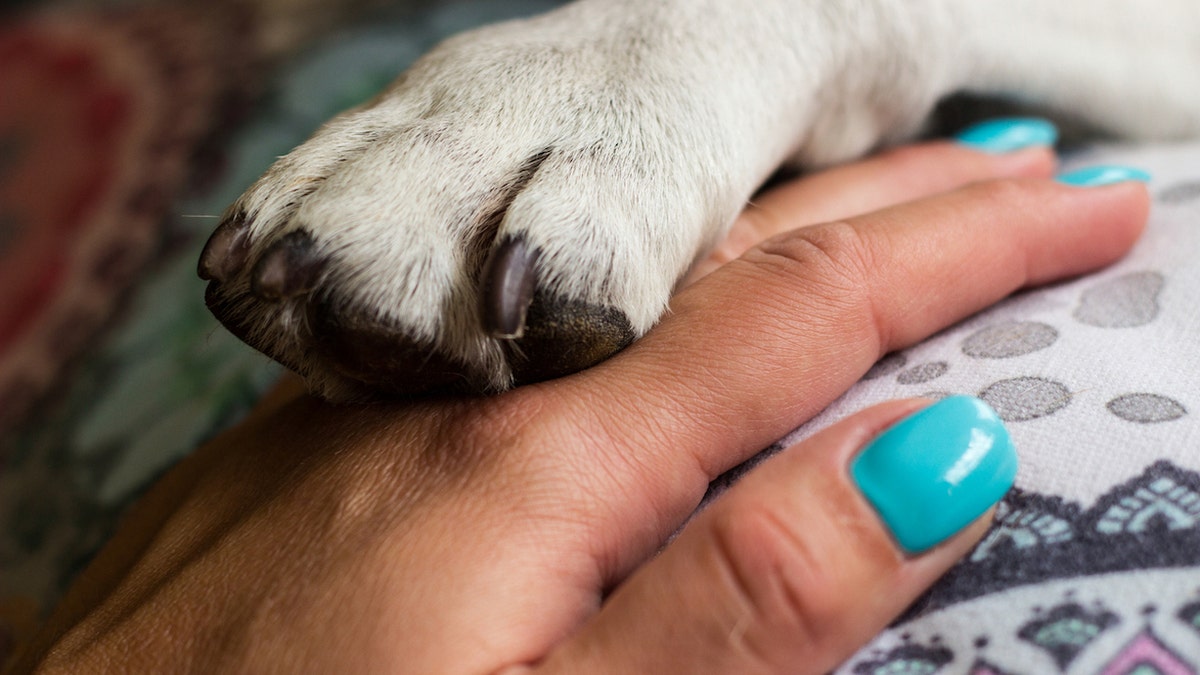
left=20, top=137, right=1148, bottom=673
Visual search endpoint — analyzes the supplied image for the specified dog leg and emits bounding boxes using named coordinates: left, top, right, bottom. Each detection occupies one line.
left=201, top=0, right=1196, bottom=400
left=947, top=1, right=1200, bottom=140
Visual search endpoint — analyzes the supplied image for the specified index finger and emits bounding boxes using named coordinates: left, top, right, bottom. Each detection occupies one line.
left=548, top=175, right=1148, bottom=569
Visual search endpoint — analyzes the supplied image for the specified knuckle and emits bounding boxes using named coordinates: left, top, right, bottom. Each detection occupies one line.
left=747, top=221, right=881, bottom=341
left=707, top=500, right=846, bottom=663
left=965, top=176, right=1040, bottom=210
left=753, top=220, right=878, bottom=298
left=876, top=142, right=944, bottom=172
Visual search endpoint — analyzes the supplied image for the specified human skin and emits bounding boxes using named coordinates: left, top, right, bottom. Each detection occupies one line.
left=15, top=142, right=1148, bottom=673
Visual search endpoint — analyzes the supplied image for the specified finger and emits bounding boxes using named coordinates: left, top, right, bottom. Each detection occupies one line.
left=614, top=178, right=1146, bottom=465
left=686, top=142, right=1056, bottom=282
left=536, top=397, right=1015, bottom=674
left=544, top=176, right=1147, bottom=570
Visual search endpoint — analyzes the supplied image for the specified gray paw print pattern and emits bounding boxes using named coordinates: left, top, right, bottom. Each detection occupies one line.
left=1158, top=180, right=1200, bottom=205
left=863, top=353, right=907, bottom=380
left=980, top=377, right=1072, bottom=422
left=1107, top=393, right=1188, bottom=424
left=963, top=322, right=1058, bottom=359
left=1073, top=271, right=1164, bottom=328
left=875, top=264, right=1188, bottom=424
left=896, top=362, right=948, bottom=385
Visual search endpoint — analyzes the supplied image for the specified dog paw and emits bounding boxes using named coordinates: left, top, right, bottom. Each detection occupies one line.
left=199, top=13, right=757, bottom=399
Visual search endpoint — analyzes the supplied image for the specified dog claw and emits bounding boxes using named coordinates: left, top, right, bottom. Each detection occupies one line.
left=251, top=230, right=327, bottom=300
left=480, top=236, right=539, bottom=339
left=198, top=212, right=251, bottom=282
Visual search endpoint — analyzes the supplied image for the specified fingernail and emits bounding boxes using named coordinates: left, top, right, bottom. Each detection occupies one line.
left=850, top=396, right=1017, bottom=554
left=954, top=118, right=1058, bottom=154
left=1056, top=165, right=1152, bottom=187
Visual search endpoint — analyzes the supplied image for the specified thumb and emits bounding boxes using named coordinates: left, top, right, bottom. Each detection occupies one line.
left=536, top=396, right=1014, bottom=674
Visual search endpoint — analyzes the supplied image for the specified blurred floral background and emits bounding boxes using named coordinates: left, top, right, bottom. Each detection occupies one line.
left=0, top=0, right=558, bottom=663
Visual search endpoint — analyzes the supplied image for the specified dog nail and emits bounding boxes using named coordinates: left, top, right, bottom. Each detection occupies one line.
left=198, top=212, right=251, bottom=282
left=480, top=236, right=539, bottom=339
left=251, top=230, right=328, bottom=300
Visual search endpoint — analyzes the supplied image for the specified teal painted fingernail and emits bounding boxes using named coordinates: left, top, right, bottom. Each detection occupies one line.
left=850, top=396, right=1017, bottom=554
left=1057, top=165, right=1152, bottom=187
left=954, top=118, right=1058, bottom=153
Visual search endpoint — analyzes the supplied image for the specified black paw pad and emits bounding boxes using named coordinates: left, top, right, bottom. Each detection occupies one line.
left=507, top=292, right=635, bottom=384
left=203, top=281, right=305, bottom=371
left=307, top=296, right=471, bottom=395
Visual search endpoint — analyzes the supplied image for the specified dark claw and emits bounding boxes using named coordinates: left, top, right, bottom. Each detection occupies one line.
left=479, top=236, right=539, bottom=339
left=507, top=291, right=635, bottom=384
left=198, top=212, right=251, bottom=282
left=251, top=230, right=328, bottom=300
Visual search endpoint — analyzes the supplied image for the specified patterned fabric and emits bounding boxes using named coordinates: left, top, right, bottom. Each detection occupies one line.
left=707, top=145, right=1200, bottom=669
left=798, top=145, right=1200, bottom=673
left=2, top=1, right=1199, bottom=672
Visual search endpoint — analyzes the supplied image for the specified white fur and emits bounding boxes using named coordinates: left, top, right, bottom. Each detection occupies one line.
left=217, top=0, right=1200, bottom=399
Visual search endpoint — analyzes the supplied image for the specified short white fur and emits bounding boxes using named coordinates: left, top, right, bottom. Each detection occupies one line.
left=217, top=0, right=1200, bottom=399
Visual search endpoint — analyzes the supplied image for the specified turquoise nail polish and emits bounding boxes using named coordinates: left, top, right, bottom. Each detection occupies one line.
left=1057, top=165, right=1152, bottom=187
left=954, top=118, right=1058, bottom=153
left=850, top=396, right=1017, bottom=554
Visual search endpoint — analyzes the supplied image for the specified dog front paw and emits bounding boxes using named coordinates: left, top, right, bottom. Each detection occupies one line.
left=199, top=11, right=754, bottom=400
